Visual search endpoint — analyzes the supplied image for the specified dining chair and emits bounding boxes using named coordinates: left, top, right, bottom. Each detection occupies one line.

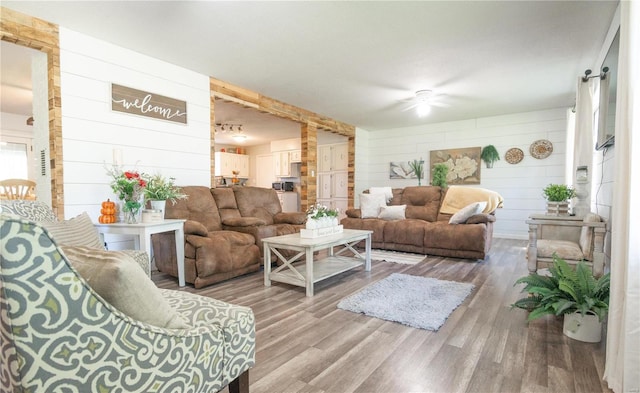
left=0, top=178, right=36, bottom=199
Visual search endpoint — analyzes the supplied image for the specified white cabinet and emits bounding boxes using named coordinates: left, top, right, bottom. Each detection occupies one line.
left=290, top=150, right=302, bottom=163
left=273, top=151, right=291, bottom=177
left=215, top=152, right=249, bottom=178
left=318, top=172, right=348, bottom=199
left=318, top=143, right=348, bottom=172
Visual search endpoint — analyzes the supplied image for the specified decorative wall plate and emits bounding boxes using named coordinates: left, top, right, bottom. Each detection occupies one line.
left=530, top=139, right=553, bottom=159
left=505, top=148, right=524, bottom=164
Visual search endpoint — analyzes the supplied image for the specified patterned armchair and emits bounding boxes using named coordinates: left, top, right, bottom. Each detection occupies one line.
left=1, top=215, right=255, bottom=392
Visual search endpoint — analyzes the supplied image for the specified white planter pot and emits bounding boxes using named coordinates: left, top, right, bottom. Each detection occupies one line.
left=563, top=312, right=602, bottom=343
left=149, top=200, right=167, bottom=218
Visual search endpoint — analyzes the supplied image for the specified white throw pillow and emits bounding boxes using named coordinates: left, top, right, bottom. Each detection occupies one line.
left=369, top=187, right=393, bottom=203
left=360, top=193, right=387, bottom=218
left=378, top=205, right=406, bottom=220
left=449, top=201, right=487, bottom=224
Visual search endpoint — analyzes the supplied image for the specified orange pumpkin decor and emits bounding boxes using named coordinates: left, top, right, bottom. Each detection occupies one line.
left=99, top=199, right=117, bottom=224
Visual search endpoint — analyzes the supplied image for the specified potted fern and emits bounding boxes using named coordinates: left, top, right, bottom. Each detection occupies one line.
left=512, top=256, right=610, bottom=343
left=542, top=184, right=576, bottom=216
left=481, top=145, right=500, bottom=168
left=431, top=163, right=449, bottom=188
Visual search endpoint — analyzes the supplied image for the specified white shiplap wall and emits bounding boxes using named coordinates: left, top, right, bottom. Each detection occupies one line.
left=59, top=28, right=211, bottom=221
left=356, top=108, right=569, bottom=239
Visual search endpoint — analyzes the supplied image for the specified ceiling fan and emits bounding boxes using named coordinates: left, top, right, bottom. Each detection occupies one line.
left=401, top=90, right=449, bottom=117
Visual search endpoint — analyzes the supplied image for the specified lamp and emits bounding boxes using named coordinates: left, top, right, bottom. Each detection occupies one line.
left=232, top=133, right=247, bottom=142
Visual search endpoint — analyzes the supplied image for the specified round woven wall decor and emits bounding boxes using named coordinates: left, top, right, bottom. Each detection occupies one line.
left=530, top=139, right=553, bottom=159
left=505, top=148, right=524, bottom=164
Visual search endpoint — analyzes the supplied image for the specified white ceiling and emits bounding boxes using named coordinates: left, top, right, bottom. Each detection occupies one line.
left=1, top=1, right=618, bottom=145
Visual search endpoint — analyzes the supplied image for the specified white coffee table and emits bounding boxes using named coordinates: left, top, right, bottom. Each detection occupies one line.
left=263, top=229, right=372, bottom=296
left=93, top=219, right=186, bottom=286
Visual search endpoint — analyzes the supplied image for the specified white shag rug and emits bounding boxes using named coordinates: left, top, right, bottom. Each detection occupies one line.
left=369, top=249, right=427, bottom=265
left=337, top=273, right=475, bottom=331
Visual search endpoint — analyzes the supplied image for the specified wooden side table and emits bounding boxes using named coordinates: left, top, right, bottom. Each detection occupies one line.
left=94, top=219, right=187, bottom=286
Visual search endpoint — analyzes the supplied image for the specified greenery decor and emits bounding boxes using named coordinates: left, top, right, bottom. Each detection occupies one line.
left=512, top=256, right=610, bottom=322
left=431, top=163, right=449, bottom=188
left=408, top=159, right=425, bottom=186
left=480, top=145, right=500, bottom=168
left=144, top=174, right=187, bottom=204
left=542, top=184, right=576, bottom=202
left=306, top=203, right=339, bottom=219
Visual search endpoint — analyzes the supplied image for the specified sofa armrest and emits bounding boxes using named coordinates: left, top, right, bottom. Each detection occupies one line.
left=345, top=208, right=361, bottom=219
left=273, top=212, right=307, bottom=225
left=222, top=217, right=266, bottom=227
left=465, top=213, right=496, bottom=224
left=185, top=220, right=208, bottom=236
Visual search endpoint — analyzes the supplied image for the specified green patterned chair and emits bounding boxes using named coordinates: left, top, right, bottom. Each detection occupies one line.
left=0, top=214, right=255, bottom=393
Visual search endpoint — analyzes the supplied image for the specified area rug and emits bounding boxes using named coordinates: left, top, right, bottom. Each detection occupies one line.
left=337, top=273, right=475, bottom=331
left=369, top=249, right=427, bottom=265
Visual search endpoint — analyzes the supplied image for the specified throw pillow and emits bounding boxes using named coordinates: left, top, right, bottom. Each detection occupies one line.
left=378, top=205, right=406, bottom=220
left=42, top=212, right=104, bottom=249
left=360, top=193, right=387, bottom=218
left=369, top=186, right=393, bottom=203
left=449, top=201, right=488, bottom=224
left=61, top=246, right=189, bottom=329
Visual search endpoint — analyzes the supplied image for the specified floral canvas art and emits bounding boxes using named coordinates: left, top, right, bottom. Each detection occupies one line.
left=430, top=147, right=481, bottom=185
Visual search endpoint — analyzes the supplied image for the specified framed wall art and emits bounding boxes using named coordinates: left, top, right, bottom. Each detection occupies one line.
left=429, top=147, right=481, bottom=185
left=389, top=161, right=416, bottom=179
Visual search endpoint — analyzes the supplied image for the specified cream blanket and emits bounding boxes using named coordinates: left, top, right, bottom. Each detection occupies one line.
left=440, top=186, right=504, bottom=214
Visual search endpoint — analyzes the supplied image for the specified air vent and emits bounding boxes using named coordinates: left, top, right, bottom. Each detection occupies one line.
left=40, top=150, right=46, bottom=176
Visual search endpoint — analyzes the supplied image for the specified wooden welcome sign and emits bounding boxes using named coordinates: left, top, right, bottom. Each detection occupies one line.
left=111, top=83, right=187, bottom=124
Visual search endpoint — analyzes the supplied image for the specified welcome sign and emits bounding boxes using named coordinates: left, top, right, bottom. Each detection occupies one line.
left=111, top=83, right=187, bottom=124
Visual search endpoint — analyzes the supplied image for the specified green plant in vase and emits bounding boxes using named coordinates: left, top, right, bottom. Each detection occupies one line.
left=431, top=163, right=449, bottom=188
left=542, top=184, right=576, bottom=202
left=408, top=159, right=425, bottom=186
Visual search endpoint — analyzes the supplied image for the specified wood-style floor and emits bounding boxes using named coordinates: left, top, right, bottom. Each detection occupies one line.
left=152, top=238, right=612, bottom=393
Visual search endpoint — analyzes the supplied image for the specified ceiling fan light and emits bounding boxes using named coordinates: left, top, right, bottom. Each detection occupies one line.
left=416, top=103, right=431, bottom=117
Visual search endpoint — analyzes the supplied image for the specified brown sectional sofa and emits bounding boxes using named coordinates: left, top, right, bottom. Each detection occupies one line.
left=152, top=186, right=305, bottom=288
left=341, top=186, right=497, bottom=260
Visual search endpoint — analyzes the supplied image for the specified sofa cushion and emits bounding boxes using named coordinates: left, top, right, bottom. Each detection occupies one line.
left=223, top=217, right=266, bottom=227
left=42, top=212, right=104, bottom=249
left=211, top=188, right=243, bottom=222
left=61, top=246, right=189, bottom=329
left=537, top=239, right=585, bottom=260
left=449, top=202, right=487, bottom=224
left=423, top=221, right=487, bottom=253
left=166, top=186, right=223, bottom=231
left=273, top=212, right=307, bottom=225
left=378, top=205, right=406, bottom=220
left=402, top=186, right=442, bottom=222
left=360, top=193, right=387, bottom=218
left=233, top=187, right=282, bottom=225
left=369, top=186, right=393, bottom=202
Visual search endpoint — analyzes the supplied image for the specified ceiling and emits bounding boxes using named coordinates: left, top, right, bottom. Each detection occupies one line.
left=1, top=1, right=618, bottom=145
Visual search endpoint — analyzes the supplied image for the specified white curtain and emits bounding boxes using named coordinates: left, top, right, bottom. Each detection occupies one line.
left=572, top=76, right=595, bottom=217
left=604, top=1, right=640, bottom=392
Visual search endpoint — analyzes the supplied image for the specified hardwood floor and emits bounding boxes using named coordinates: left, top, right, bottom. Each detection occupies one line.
left=152, top=238, right=612, bottom=393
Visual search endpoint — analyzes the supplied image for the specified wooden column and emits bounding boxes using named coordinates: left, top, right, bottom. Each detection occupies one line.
left=1, top=7, right=63, bottom=218
left=210, top=95, right=217, bottom=187
left=300, top=123, right=317, bottom=212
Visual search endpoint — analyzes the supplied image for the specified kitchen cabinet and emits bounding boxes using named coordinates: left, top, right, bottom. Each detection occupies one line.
left=215, top=152, right=249, bottom=178
left=290, top=150, right=302, bottom=163
left=273, top=151, right=291, bottom=177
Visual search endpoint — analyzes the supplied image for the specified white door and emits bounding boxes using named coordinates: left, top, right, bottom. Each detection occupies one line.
left=256, top=154, right=274, bottom=188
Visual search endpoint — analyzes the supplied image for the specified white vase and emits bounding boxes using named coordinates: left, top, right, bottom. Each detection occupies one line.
left=563, top=312, right=602, bottom=343
left=149, top=200, right=167, bottom=218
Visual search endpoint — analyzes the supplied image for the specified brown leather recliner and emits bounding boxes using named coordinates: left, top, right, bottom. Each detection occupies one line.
left=212, top=187, right=306, bottom=260
left=152, top=186, right=261, bottom=288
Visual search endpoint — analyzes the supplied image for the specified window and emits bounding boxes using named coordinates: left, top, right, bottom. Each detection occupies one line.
left=0, top=136, right=33, bottom=180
